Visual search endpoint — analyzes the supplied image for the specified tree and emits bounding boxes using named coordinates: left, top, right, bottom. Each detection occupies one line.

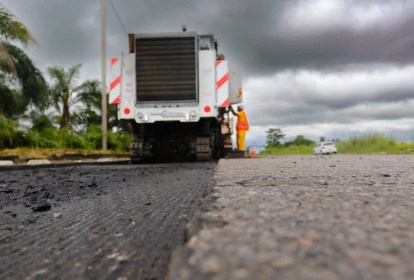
left=285, top=135, right=315, bottom=147
left=5, top=43, right=47, bottom=110
left=29, top=111, right=54, bottom=132
left=47, top=64, right=101, bottom=129
left=266, top=128, right=285, bottom=147
left=0, top=4, right=46, bottom=117
left=0, top=4, right=36, bottom=71
left=0, top=84, right=21, bottom=116
left=72, top=79, right=102, bottom=130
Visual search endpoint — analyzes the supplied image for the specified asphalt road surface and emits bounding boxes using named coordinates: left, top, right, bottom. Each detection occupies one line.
left=3, top=155, right=414, bottom=280
left=0, top=162, right=216, bottom=280
left=168, top=155, right=414, bottom=280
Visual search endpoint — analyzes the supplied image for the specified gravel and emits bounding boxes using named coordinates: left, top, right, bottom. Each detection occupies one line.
left=168, top=155, right=414, bottom=280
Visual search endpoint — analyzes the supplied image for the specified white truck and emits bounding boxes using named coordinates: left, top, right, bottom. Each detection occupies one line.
left=110, top=30, right=242, bottom=161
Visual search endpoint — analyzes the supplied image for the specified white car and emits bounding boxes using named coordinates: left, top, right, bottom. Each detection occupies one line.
left=314, top=141, right=337, bottom=155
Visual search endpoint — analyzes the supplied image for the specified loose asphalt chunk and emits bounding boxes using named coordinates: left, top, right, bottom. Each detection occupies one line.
left=31, top=201, right=52, bottom=212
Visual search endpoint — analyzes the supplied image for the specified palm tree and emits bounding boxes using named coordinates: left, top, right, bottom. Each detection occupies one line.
left=0, top=4, right=46, bottom=117
left=0, top=4, right=36, bottom=70
left=48, top=64, right=101, bottom=129
left=4, top=43, right=47, bottom=111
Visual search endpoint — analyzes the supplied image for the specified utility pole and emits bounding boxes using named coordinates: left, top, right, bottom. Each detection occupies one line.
left=101, top=0, right=107, bottom=150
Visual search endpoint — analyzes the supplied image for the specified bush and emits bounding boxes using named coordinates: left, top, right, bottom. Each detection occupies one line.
left=108, top=130, right=132, bottom=151
left=284, top=135, right=315, bottom=147
left=31, top=115, right=54, bottom=132
left=0, top=115, right=131, bottom=152
left=79, top=125, right=132, bottom=151
left=58, top=128, right=95, bottom=150
left=0, top=115, right=22, bottom=148
left=26, top=127, right=96, bottom=150
left=26, top=128, right=60, bottom=148
left=83, top=125, right=102, bottom=150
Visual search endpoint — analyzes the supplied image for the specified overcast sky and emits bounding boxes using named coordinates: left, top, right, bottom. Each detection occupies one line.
left=4, top=0, right=414, bottom=145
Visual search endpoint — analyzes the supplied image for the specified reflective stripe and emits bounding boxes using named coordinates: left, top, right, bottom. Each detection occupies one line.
left=221, top=98, right=230, bottom=107
left=216, top=60, right=229, bottom=108
left=217, top=72, right=228, bottom=88
left=109, top=57, right=121, bottom=104
left=236, top=111, right=249, bottom=131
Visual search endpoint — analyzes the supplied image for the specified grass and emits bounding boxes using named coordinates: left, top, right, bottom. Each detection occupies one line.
left=336, top=134, right=414, bottom=154
left=259, top=145, right=314, bottom=156
left=0, top=148, right=128, bottom=160
left=259, top=134, right=414, bottom=156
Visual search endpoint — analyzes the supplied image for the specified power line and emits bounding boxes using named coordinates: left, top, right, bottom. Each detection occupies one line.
left=108, top=0, right=128, bottom=35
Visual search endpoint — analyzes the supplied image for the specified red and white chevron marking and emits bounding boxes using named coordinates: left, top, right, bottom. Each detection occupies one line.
left=109, top=57, right=121, bottom=104
left=216, top=60, right=229, bottom=108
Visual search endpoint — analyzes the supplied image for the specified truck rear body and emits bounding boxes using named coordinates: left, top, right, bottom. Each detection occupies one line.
left=110, top=31, right=242, bottom=161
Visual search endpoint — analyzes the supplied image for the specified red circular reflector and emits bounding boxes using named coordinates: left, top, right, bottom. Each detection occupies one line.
left=204, top=106, right=211, bottom=113
left=124, top=108, right=131, bottom=115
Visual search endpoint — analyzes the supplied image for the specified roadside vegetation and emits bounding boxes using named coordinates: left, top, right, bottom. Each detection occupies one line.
left=259, top=130, right=315, bottom=155
left=260, top=129, right=414, bottom=156
left=335, top=134, right=414, bottom=154
left=260, top=144, right=314, bottom=156
left=0, top=4, right=130, bottom=158
left=0, top=115, right=130, bottom=151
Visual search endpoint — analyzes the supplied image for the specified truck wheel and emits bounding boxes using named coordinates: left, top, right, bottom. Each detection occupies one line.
left=196, top=136, right=213, bottom=161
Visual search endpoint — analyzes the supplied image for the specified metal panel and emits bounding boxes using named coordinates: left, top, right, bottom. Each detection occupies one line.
left=229, top=63, right=243, bottom=105
left=198, top=50, right=216, bottom=117
left=119, top=53, right=136, bottom=119
left=135, top=35, right=198, bottom=102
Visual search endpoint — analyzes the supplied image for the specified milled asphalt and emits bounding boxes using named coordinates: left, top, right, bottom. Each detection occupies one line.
left=168, top=155, right=414, bottom=280
left=0, top=162, right=215, bottom=279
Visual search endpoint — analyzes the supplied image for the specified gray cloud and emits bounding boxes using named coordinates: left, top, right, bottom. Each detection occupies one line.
left=7, top=0, right=414, bottom=74
left=4, top=0, right=414, bottom=143
left=8, top=1, right=101, bottom=67
left=244, top=64, right=414, bottom=130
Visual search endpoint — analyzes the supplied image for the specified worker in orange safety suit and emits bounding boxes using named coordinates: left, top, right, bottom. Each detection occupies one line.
left=229, top=105, right=249, bottom=151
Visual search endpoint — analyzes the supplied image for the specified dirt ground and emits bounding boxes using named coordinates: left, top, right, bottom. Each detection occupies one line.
left=0, top=162, right=216, bottom=280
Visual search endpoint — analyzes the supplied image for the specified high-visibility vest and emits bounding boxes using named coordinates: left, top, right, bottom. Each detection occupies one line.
left=236, top=111, right=249, bottom=131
